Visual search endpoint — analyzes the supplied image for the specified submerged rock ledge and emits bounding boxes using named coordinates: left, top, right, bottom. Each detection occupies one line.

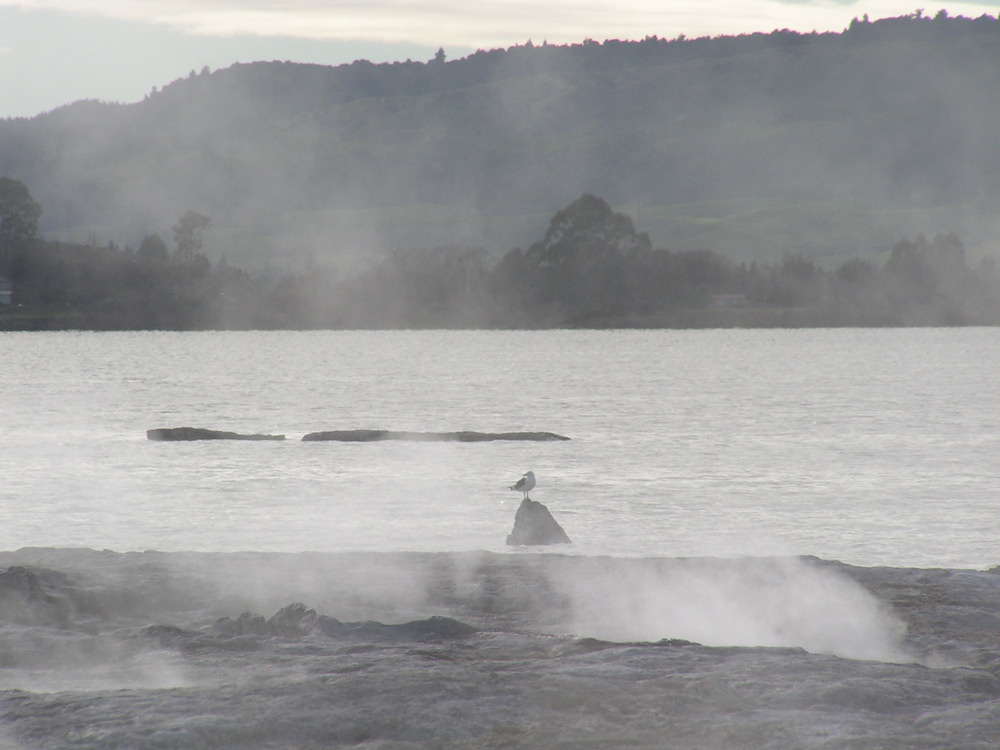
left=147, top=427, right=569, bottom=442
left=301, top=430, right=570, bottom=442
left=147, top=427, right=285, bottom=441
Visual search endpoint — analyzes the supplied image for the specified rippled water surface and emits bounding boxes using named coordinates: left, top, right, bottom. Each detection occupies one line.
left=1, top=328, right=998, bottom=568
left=3, top=328, right=1000, bottom=750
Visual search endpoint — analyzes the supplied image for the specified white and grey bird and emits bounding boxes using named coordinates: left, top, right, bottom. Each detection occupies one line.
left=509, top=471, right=536, bottom=500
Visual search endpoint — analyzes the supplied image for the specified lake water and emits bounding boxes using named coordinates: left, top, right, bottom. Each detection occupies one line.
left=2, top=328, right=1000, bottom=749
left=1, top=328, right=997, bottom=568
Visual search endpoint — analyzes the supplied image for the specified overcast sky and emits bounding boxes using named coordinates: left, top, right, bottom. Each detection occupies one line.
left=2, top=1, right=1000, bottom=119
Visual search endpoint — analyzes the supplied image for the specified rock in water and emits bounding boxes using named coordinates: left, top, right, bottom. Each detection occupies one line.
left=301, top=430, right=569, bottom=442
left=506, top=499, right=572, bottom=546
left=147, top=427, right=285, bottom=441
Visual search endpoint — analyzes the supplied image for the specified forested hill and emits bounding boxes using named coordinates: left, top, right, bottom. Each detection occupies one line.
left=3, top=12, right=1000, bottom=269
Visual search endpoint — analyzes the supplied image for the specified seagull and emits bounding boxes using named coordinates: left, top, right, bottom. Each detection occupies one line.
left=509, top=471, right=536, bottom=500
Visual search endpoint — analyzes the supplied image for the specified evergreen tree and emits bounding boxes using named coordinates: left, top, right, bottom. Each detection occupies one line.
left=172, top=211, right=212, bottom=262
left=0, top=177, right=42, bottom=267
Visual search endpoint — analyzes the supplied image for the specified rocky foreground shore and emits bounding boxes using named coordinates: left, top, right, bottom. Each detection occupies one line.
left=1, top=549, right=998, bottom=749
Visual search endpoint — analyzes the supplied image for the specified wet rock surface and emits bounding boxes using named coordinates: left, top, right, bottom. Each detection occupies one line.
left=214, top=604, right=476, bottom=642
left=506, top=499, right=572, bottom=546
left=1, top=549, right=999, bottom=749
left=301, top=429, right=570, bottom=442
left=147, top=427, right=285, bottom=441
left=0, top=566, right=74, bottom=627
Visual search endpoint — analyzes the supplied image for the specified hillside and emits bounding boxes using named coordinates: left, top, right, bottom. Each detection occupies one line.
left=2, top=12, right=1000, bottom=270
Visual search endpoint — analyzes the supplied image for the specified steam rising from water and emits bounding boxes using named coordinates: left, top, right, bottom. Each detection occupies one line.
left=553, top=556, right=909, bottom=662
left=161, top=551, right=909, bottom=663
left=0, top=627, right=192, bottom=693
left=0, top=547, right=995, bottom=750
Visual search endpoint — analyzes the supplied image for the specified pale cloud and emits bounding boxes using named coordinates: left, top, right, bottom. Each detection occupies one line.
left=5, top=0, right=1000, bottom=48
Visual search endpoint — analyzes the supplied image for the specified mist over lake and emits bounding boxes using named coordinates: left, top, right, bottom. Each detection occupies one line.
left=6, top=5, right=1000, bottom=746
left=1, top=328, right=998, bottom=748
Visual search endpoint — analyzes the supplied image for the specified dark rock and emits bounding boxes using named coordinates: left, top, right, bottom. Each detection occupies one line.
left=141, top=623, right=193, bottom=643
left=267, top=603, right=318, bottom=637
left=147, top=427, right=285, bottom=441
left=301, top=430, right=569, bottom=442
left=393, top=615, right=477, bottom=640
left=316, top=614, right=476, bottom=641
left=211, top=606, right=477, bottom=642
left=144, top=623, right=263, bottom=653
left=506, top=499, right=572, bottom=546
left=0, top=566, right=73, bottom=627
left=214, top=611, right=269, bottom=637
left=302, top=429, right=395, bottom=442
left=453, top=431, right=569, bottom=442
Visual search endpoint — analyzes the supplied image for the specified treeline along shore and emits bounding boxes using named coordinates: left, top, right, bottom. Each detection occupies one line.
left=2, top=186, right=998, bottom=330
left=7, top=13, right=1000, bottom=269
left=4, top=14, right=1000, bottom=329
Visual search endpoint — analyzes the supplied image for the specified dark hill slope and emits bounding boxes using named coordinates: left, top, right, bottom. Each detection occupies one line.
left=3, top=14, right=1000, bottom=268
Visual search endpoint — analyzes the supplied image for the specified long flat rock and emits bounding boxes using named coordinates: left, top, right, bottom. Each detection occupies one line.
left=301, top=430, right=569, bottom=442
left=147, top=427, right=285, bottom=441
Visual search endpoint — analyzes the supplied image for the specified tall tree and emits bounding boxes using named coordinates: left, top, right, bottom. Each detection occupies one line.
left=137, top=233, right=169, bottom=261
left=523, top=194, right=652, bottom=312
left=172, top=210, right=212, bottom=261
left=0, top=177, right=42, bottom=266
